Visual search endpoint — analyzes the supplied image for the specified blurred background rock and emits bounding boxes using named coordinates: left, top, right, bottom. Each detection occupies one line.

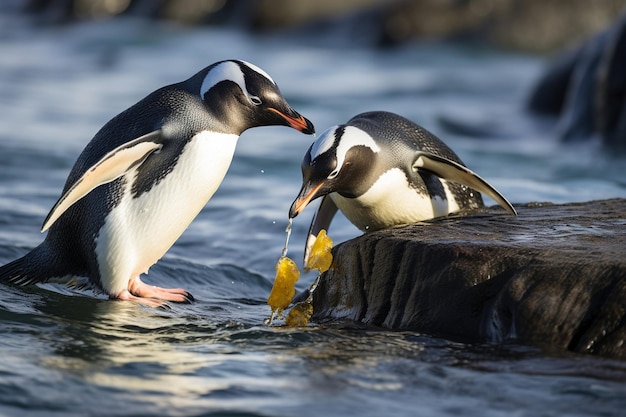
left=11, top=0, right=626, bottom=52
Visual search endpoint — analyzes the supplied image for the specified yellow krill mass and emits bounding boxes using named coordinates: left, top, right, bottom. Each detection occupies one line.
left=305, top=229, right=334, bottom=272
left=267, top=228, right=334, bottom=326
left=267, top=256, right=300, bottom=319
left=285, top=301, right=313, bottom=327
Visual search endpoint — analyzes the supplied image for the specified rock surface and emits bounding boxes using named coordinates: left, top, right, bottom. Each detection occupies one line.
left=527, top=14, right=626, bottom=147
left=19, top=0, right=626, bottom=52
left=310, top=199, right=626, bottom=360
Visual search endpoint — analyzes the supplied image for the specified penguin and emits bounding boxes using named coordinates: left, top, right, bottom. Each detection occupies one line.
left=0, top=59, right=314, bottom=306
left=288, top=111, right=515, bottom=265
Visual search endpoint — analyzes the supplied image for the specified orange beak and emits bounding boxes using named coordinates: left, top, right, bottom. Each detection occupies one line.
left=289, top=182, right=325, bottom=219
left=268, top=107, right=315, bottom=134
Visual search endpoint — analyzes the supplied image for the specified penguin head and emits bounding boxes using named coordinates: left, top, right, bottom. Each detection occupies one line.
left=198, top=60, right=314, bottom=135
left=289, top=124, right=382, bottom=218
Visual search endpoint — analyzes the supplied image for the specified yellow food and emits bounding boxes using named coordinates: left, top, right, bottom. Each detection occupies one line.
left=285, top=301, right=313, bottom=327
left=267, top=256, right=300, bottom=318
left=267, top=227, right=333, bottom=326
left=305, top=230, right=334, bottom=272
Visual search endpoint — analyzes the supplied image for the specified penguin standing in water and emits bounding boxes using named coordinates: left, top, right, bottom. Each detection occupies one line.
left=0, top=59, right=314, bottom=306
left=289, top=111, right=515, bottom=264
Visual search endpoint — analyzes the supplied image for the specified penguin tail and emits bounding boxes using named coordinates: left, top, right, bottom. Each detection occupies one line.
left=0, top=247, right=62, bottom=286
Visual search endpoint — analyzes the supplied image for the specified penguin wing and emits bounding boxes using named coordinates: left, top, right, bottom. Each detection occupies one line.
left=413, top=152, right=517, bottom=215
left=303, top=195, right=339, bottom=269
left=41, top=130, right=164, bottom=232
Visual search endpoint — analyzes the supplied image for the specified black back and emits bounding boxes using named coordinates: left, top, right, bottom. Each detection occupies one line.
left=347, top=111, right=484, bottom=209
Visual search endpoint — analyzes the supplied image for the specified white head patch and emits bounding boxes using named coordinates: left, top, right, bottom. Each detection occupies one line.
left=310, top=125, right=380, bottom=176
left=309, top=125, right=339, bottom=161
left=200, top=60, right=275, bottom=103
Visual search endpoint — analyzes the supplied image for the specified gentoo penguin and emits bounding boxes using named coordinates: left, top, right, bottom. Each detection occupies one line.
left=0, top=59, right=314, bottom=306
left=289, top=111, right=515, bottom=264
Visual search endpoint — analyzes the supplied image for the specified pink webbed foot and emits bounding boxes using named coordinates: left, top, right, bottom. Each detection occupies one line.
left=111, top=277, right=194, bottom=307
left=113, top=291, right=172, bottom=308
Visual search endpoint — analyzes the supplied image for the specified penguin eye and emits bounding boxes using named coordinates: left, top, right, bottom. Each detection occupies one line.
left=250, top=96, right=262, bottom=106
left=327, top=169, right=339, bottom=179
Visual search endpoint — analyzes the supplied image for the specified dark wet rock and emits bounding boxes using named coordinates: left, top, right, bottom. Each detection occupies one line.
left=526, top=47, right=582, bottom=118
left=528, top=14, right=626, bottom=147
left=248, top=0, right=625, bottom=52
left=16, top=0, right=625, bottom=52
left=596, top=15, right=626, bottom=148
left=310, top=199, right=626, bottom=360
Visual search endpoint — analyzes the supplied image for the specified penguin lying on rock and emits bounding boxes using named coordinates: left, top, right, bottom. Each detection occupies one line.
left=289, top=111, right=516, bottom=265
left=0, top=59, right=314, bottom=306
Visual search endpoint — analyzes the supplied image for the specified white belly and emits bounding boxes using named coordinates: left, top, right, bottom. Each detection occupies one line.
left=331, top=168, right=461, bottom=232
left=95, top=131, right=238, bottom=294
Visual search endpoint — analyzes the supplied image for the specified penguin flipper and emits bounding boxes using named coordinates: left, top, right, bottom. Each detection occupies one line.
left=41, top=131, right=164, bottom=232
left=304, top=195, right=338, bottom=269
left=413, top=152, right=517, bottom=216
